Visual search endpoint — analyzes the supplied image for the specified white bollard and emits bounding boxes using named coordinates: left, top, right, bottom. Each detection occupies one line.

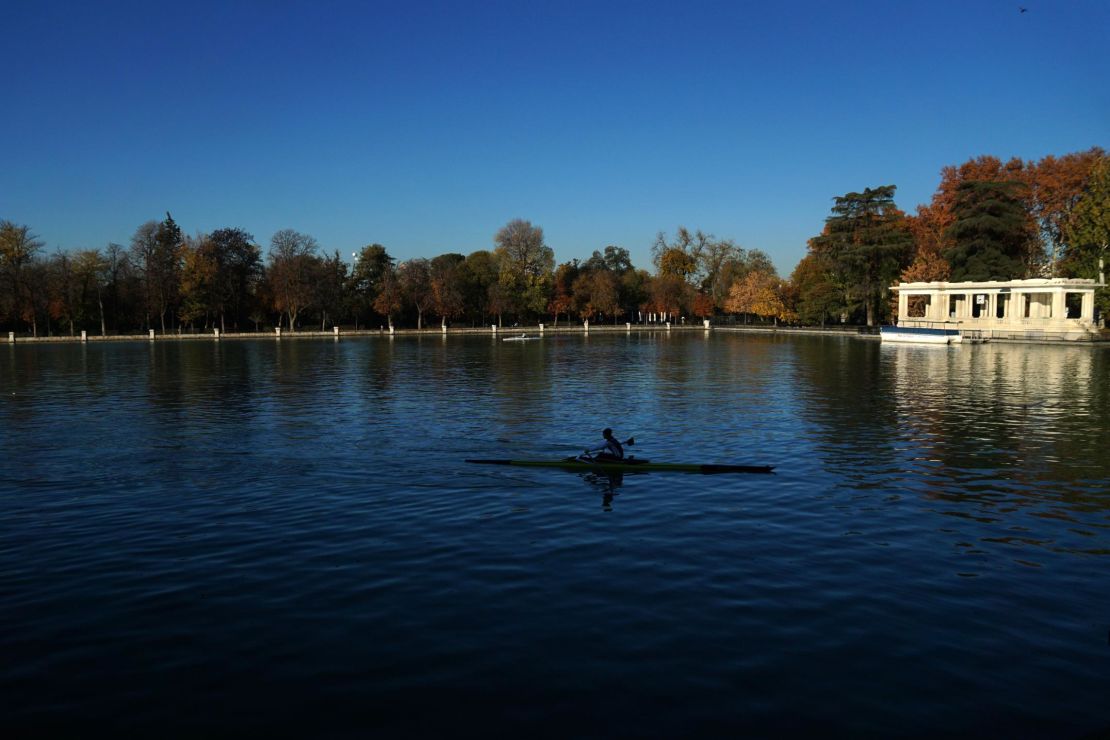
left=275, top=327, right=282, bottom=338
left=703, top=319, right=710, bottom=329
left=665, top=322, right=671, bottom=331
left=8, top=331, right=14, bottom=343
left=441, top=323, right=447, bottom=334
left=149, top=329, right=155, bottom=340
left=538, top=323, right=544, bottom=333
left=81, top=330, right=87, bottom=342
left=583, top=319, right=589, bottom=332
left=491, top=324, right=497, bottom=333
left=626, top=322, right=631, bottom=330
left=214, top=328, right=220, bottom=340
left=333, top=326, right=339, bottom=336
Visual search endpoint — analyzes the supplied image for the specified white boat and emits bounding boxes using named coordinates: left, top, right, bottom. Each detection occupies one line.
left=501, top=334, right=539, bottom=342
left=880, top=325, right=962, bottom=344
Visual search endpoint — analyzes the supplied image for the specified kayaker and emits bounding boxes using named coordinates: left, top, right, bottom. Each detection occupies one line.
left=583, top=428, right=628, bottom=461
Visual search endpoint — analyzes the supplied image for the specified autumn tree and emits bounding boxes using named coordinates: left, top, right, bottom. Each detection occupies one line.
left=657, top=247, right=696, bottom=279
left=809, top=185, right=913, bottom=326
left=1027, top=148, right=1105, bottom=275
left=493, top=219, right=555, bottom=319
left=646, top=273, right=690, bottom=321
left=429, top=253, right=465, bottom=328
left=572, top=269, right=620, bottom=322
left=397, top=258, right=433, bottom=330
left=548, top=260, right=579, bottom=327
left=691, top=292, right=715, bottom=320
left=725, top=270, right=794, bottom=325
left=178, top=236, right=219, bottom=328
left=366, top=261, right=399, bottom=329
left=944, top=181, right=1033, bottom=281
left=1062, top=155, right=1110, bottom=314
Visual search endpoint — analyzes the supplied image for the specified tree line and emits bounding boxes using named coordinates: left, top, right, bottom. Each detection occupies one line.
left=2, top=147, right=1106, bottom=336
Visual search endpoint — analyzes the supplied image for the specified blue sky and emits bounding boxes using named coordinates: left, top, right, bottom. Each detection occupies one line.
left=3, top=0, right=1107, bottom=275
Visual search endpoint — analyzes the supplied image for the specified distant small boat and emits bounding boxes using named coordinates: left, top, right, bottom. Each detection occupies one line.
left=465, top=458, right=774, bottom=475
left=502, top=334, right=539, bottom=342
left=880, top=326, right=962, bottom=345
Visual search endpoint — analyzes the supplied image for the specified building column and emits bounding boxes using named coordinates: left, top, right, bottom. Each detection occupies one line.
left=898, top=292, right=908, bottom=320
left=1052, top=290, right=1066, bottom=323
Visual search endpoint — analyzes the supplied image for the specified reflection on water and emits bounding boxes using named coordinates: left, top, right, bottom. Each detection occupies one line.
left=1, top=334, right=1109, bottom=736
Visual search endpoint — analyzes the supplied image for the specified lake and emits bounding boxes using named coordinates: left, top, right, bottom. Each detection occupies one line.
left=2, top=331, right=1108, bottom=736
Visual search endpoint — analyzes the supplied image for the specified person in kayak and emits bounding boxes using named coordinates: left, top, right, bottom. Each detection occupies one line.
left=582, top=428, right=632, bottom=461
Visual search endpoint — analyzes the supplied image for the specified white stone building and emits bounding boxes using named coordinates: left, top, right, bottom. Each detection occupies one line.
left=891, top=278, right=1104, bottom=341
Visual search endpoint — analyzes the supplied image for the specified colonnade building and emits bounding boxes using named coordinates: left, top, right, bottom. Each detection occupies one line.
left=891, top=278, right=1104, bottom=341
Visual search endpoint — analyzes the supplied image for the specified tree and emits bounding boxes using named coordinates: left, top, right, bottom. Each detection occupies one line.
left=178, top=236, right=219, bottom=328
left=725, top=270, right=793, bottom=324
left=572, top=269, right=620, bottom=322
left=372, top=264, right=403, bottom=329
left=1063, top=155, right=1110, bottom=314
left=657, top=247, right=696, bottom=278
left=691, top=292, right=715, bottom=320
left=902, top=202, right=952, bottom=284
left=130, top=213, right=183, bottom=332
left=397, top=258, right=433, bottom=329
left=0, top=220, right=44, bottom=334
left=1028, top=148, right=1104, bottom=275
left=458, top=250, right=499, bottom=326
left=72, top=249, right=109, bottom=336
left=944, top=181, right=1033, bottom=281
left=548, top=261, right=579, bottom=327
left=790, top=253, right=843, bottom=326
left=809, top=185, right=913, bottom=326
left=601, top=245, right=632, bottom=273
left=350, top=244, right=393, bottom=328
left=646, top=274, right=690, bottom=320
left=208, top=227, right=262, bottom=331
left=268, top=229, right=319, bottom=330
left=47, top=251, right=82, bottom=335
left=493, top=219, right=555, bottom=318
left=315, top=251, right=348, bottom=330
left=429, top=253, right=465, bottom=328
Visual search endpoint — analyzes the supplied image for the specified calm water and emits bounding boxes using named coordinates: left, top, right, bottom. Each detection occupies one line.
left=2, top=332, right=1109, bottom=737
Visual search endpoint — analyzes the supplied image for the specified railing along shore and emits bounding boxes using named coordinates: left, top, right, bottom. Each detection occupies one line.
left=5, top=322, right=878, bottom=345
left=11, top=322, right=1100, bottom=344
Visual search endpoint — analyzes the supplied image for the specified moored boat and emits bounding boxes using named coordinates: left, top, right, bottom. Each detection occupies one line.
left=880, top=325, right=962, bottom=344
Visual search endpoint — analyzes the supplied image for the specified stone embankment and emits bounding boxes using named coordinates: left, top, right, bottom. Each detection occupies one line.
left=2, top=322, right=888, bottom=345
left=28, top=321, right=1106, bottom=344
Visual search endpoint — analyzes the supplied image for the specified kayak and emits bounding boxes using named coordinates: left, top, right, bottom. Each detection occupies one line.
left=465, top=458, right=774, bottom=475
left=502, top=335, right=539, bottom=342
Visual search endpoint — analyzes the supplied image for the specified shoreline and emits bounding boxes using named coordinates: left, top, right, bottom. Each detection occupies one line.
left=5, top=322, right=1104, bottom=345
